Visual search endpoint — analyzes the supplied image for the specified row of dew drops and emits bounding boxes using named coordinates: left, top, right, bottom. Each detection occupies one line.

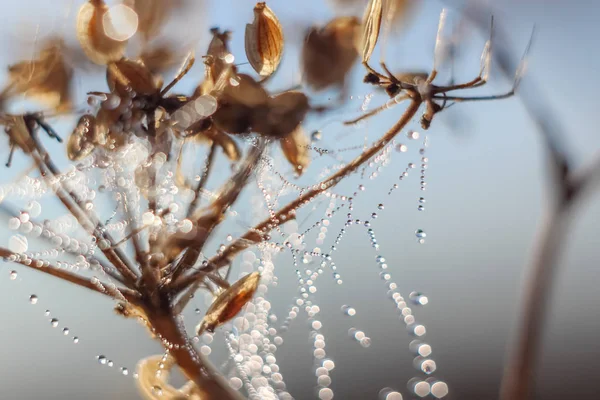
left=1, top=119, right=444, bottom=398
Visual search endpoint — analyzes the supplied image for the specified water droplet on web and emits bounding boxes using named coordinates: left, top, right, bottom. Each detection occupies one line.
left=396, top=144, right=408, bottom=153
left=430, top=381, right=449, bottom=398
left=29, top=295, right=38, bottom=304
left=120, top=367, right=129, bottom=376
left=8, top=217, right=21, bottom=230
left=62, top=327, right=70, bottom=335
left=417, top=205, right=425, bottom=211
left=407, top=131, right=420, bottom=140
left=409, top=292, right=429, bottom=306
left=341, top=305, right=356, bottom=316
left=418, top=358, right=436, bottom=374
left=44, top=310, right=51, bottom=317
left=9, top=234, right=28, bottom=253
left=50, top=318, right=59, bottom=328
left=318, top=388, right=334, bottom=400
left=9, top=271, right=17, bottom=280
left=97, top=355, right=107, bottom=365
left=360, top=337, right=372, bottom=348
left=73, top=337, right=79, bottom=344
left=379, top=388, right=403, bottom=400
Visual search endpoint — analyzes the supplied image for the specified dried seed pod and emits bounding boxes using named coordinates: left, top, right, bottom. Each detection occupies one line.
left=301, top=16, right=361, bottom=91
left=359, top=0, right=383, bottom=62
left=6, top=38, right=72, bottom=111
left=280, top=125, right=310, bottom=175
left=212, top=74, right=269, bottom=134
left=197, top=272, right=261, bottom=334
left=200, top=126, right=241, bottom=161
left=124, top=0, right=175, bottom=42
left=67, top=115, right=97, bottom=161
left=107, top=58, right=158, bottom=96
left=253, top=91, right=310, bottom=138
left=76, top=0, right=127, bottom=65
left=245, top=2, right=284, bottom=77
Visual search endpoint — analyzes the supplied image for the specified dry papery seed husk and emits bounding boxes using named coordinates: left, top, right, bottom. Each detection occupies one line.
left=76, top=0, right=127, bottom=65
left=301, top=16, right=361, bottom=91
left=107, top=58, right=159, bottom=96
left=123, top=0, right=180, bottom=43
left=197, top=271, right=261, bottom=335
left=280, top=125, right=310, bottom=175
left=359, top=0, right=383, bottom=62
left=7, top=38, right=73, bottom=112
left=245, top=2, right=284, bottom=78
left=252, top=91, right=310, bottom=138
left=212, top=74, right=269, bottom=134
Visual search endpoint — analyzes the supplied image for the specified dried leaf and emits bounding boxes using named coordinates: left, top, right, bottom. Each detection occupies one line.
left=301, top=16, right=360, bottom=91
left=245, top=2, right=284, bottom=77
left=253, top=91, right=310, bottom=138
left=76, top=0, right=127, bottom=65
left=197, top=271, right=261, bottom=334
left=280, top=125, right=310, bottom=175
left=107, top=58, right=158, bottom=96
left=67, top=115, right=96, bottom=161
left=359, top=0, right=383, bottom=62
left=7, top=38, right=72, bottom=111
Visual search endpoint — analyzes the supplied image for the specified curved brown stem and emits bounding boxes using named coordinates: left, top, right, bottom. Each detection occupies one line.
left=0, top=247, right=140, bottom=303
left=172, top=100, right=422, bottom=303
left=145, top=307, right=243, bottom=400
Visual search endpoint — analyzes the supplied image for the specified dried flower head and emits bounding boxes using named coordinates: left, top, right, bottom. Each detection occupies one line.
left=245, top=2, right=284, bottom=78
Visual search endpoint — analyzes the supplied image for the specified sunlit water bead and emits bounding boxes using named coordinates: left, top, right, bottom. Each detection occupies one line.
left=50, top=318, right=59, bottom=328
left=407, top=130, right=420, bottom=140
left=409, top=324, right=427, bottom=337
left=8, top=234, right=28, bottom=253
left=409, top=340, right=433, bottom=357
left=408, top=378, right=431, bottom=397
left=429, top=380, right=449, bottom=398
left=379, top=387, right=403, bottom=400
left=341, top=305, right=356, bottom=316
left=29, top=294, right=38, bottom=304
left=409, top=292, right=429, bottom=306
left=395, top=143, right=408, bottom=153
left=413, top=356, right=437, bottom=374
left=415, top=229, right=426, bottom=244
left=9, top=270, right=17, bottom=280
left=311, top=130, right=323, bottom=141
left=318, top=388, right=334, bottom=399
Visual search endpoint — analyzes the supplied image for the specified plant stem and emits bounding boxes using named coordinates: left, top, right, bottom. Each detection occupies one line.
left=0, top=247, right=140, bottom=303
left=172, top=100, right=422, bottom=301
left=145, top=306, right=243, bottom=400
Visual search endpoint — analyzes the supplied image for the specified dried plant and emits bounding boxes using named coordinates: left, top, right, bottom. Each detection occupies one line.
left=2, top=1, right=587, bottom=400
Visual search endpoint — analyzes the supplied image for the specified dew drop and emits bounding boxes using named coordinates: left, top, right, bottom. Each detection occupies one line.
left=73, top=337, right=79, bottom=344
left=9, top=270, right=17, bottom=280
left=360, top=337, right=372, bottom=348
left=311, top=131, right=322, bottom=141
left=63, top=327, right=70, bottom=335
left=151, top=385, right=163, bottom=396
left=121, top=367, right=129, bottom=376
left=97, top=355, right=107, bottom=365
left=50, top=318, right=59, bottom=328
left=407, top=131, right=420, bottom=140
left=396, top=144, right=408, bottom=153
left=409, top=292, right=429, bottom=306
left=9, top=234, right=28, bottom=253
left=29, top=295, right=38, bottom=304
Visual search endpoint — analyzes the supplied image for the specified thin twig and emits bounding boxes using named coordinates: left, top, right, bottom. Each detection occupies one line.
left=172, top=100, right=422, bottom=306
left=0, top=247, right=140, bottom=303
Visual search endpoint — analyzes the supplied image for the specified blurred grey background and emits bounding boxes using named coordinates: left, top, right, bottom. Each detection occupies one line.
left=0, top=0, right=599, bottom=399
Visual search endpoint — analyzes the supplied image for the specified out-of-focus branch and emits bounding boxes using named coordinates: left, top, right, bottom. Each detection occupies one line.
left=461, top=7, right=600, bottom=400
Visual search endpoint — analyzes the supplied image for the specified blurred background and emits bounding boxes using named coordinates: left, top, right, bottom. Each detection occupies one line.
left=0, top=0, right=599, bottom=399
